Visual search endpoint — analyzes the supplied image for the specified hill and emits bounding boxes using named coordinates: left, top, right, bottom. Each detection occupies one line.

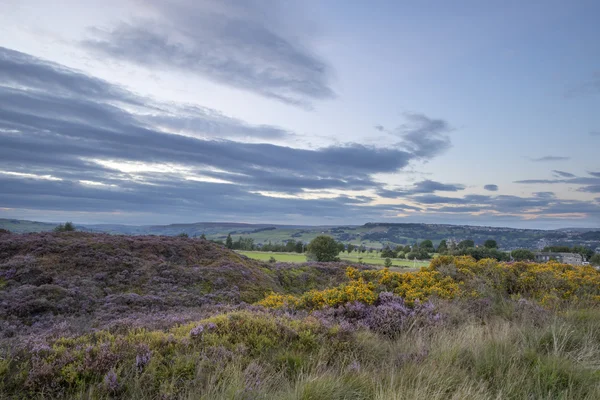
left=2, top=218, right=599, bottom=251
left=0, top=231, right=356, bottom=340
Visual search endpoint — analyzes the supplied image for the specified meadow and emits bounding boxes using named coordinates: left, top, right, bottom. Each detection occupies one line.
left=1, top=232, right=599, bottom=399
left=237, top=250, right=430, bottom=269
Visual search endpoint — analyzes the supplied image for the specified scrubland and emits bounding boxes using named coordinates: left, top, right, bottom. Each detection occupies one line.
left=1, top=231, right=599, bottom=399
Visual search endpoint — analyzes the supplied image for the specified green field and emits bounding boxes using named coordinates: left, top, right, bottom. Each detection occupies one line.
left=237, top=250, right=429, bottom=269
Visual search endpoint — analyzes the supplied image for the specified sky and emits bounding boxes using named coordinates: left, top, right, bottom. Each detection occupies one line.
left=0, top=0, right=599, bottom=229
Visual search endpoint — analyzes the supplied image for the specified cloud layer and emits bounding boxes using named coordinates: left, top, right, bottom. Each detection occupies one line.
left=82, top=0, right=334, bottom=108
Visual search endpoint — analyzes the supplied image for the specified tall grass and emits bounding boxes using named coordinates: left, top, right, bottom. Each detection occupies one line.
left=2, top=302, right=599, bottom=399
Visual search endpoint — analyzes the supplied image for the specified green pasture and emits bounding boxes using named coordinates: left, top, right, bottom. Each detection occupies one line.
left=237, top=250, right=429, bottom=269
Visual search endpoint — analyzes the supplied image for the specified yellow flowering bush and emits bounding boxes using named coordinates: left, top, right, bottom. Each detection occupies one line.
left=259, top=257, right=600, bottom=310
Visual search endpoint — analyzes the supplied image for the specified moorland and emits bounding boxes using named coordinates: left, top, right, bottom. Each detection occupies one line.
left=1, top=230, right=600, bottom=399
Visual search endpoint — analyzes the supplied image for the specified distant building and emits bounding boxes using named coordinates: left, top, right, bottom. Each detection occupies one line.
left=534, top=252, right=584, bottom=265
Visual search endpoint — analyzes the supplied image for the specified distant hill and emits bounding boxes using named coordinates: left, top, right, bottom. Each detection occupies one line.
left=0, top=218, right=57, bottom=233
left=1, top=218, right=599, bottom=251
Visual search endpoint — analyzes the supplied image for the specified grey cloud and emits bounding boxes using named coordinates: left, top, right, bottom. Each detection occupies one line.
left=82, top=0, right=334, bottom=108
left=530, top=156, right=570, bottom=162
left=0, top=47, right=449, bottom=222
left=578, top=185, right=600, bottom=193
left=552, top=170, right=575, bottom=178
left=484, top=184, right=498, bottom=191
left=533, top=192, right=555, bottom=199
left=374, top=125, right=384, bottom=132
left=377, top=180, right=464, bottom=198
left=394, top=113, right=452, bottom=158
left=590, top=131, right=600, bottom=136
left=588, top=171, right=600, bottom=178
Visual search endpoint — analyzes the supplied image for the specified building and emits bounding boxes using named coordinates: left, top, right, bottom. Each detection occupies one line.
left=534, top=252, right=584, bottom=266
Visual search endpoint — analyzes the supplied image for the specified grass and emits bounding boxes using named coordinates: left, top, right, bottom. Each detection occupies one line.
left=237, top=250, right=429, bottom=269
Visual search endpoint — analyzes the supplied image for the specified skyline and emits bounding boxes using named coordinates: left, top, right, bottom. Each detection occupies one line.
left=1, top=0, right=599, bottom=229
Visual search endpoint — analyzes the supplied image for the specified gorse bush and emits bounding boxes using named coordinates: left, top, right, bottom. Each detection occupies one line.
left=259, top=256, right=600, bottom=309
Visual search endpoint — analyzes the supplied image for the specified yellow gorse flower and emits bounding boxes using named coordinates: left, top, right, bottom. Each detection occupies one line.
left=258, top=257, right=600, bottom=310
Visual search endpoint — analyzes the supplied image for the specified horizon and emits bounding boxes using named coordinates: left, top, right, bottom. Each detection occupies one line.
left=2, top=216, right=597, bottom=233
left=1, top=1, right=600, bottom=229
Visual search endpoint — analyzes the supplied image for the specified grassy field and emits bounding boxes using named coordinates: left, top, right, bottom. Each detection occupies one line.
left=237, top=250, right=430, bottom=268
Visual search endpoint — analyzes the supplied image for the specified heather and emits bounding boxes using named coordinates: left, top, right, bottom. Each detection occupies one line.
left=1, top=233, right=599, bottom=399
left=0, top=232, right=358, bottom=340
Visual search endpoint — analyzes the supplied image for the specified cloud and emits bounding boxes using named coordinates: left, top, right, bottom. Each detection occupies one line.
left=82, top=0, right=334, bottom=108
left=374, top=125, right=384, bottom=132
left=578, top=185, right=600, bottom=193
left=552, top=170, right=575, bottom=178
left=588, top=171, right=600, bottom=178
left=530, top=156, right=570, bottom=162
left=393, top=113, right=452, bottom=159
left=484, top=184, right=498, bottom=191
left=590, top=131, right=600, bottom=136
left=0, top=47, right=452, bottom=223
left=533, top=192, right=555, bottom=199
left=377, top=180, right=464, bottom=198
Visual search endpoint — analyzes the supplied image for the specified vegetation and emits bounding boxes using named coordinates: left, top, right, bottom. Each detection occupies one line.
left=1, top=233, right=599, bottom=399
left=54, top=221, right=76, bottom=232
left=306, top=235, right=341, bottom=262
left=511, top=249, right=536, bottom=261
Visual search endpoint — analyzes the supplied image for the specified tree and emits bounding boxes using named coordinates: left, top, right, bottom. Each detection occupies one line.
left=177, top=232, right=189, bottom=238
left=511, top=249, right=535, bottom=261
left=307, top=235, right=341, bottom=262
left=225, top=234, right=233, bottom=249
left=295, top=241, right=304, bottom=253
left=200, top=233, right=207, bottom=240
left=458, top=240, right=475, bottom=250
left=437, top=240, right=448, bottom=254
left=384, top=258, right=392, bottom=268
left=381, top=246, right=397, bottom=259
left=590, top=254, right=600, bottom=266
left=419, top=240, right=434, bottom=252
left=347, top=244, right=355, bottom=254
left=54, top=222, right=75, bottom=232
left=484, top=239, right=498, bottom=249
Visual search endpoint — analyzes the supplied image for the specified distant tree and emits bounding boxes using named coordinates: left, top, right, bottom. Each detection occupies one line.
left=406, top=249, right=430, bottom=260
left=225, top=234, right=233, bottom=249
left=295, top=241, right=304, bottom=253
left=177, top=232, right=189, bottom=238
left=419, top=240, right=434, bottom=252
left=284, top=240, right=296, bottom=252
left=572, top=245, right=594, bottom=261
left=347, top=243, right=356, bottom=254
left=337, top=242, right=346, bottom=253
left=458, top=240, right=475, bottom=250
left=54, top=222, right=75, bottom=232
left=0, top=228, right=10, bottom=235
left=590, top=254, right=600, bottom=266
left=268, top=256, right=277, bottom=263
left=403, top=245, right=412, bottom=253
left=306, top=235, right=341, bottom=262
left=484, top=239, right=498, bottom=249
left=381, top=246, right=397, bottom=259
left=437, top=240, right=448, bottom=254
left=384, top=258, right=393, bottom=268
left=511, top=249, right=535, bottom=261
left=200, top=233, right=207, bottom=240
